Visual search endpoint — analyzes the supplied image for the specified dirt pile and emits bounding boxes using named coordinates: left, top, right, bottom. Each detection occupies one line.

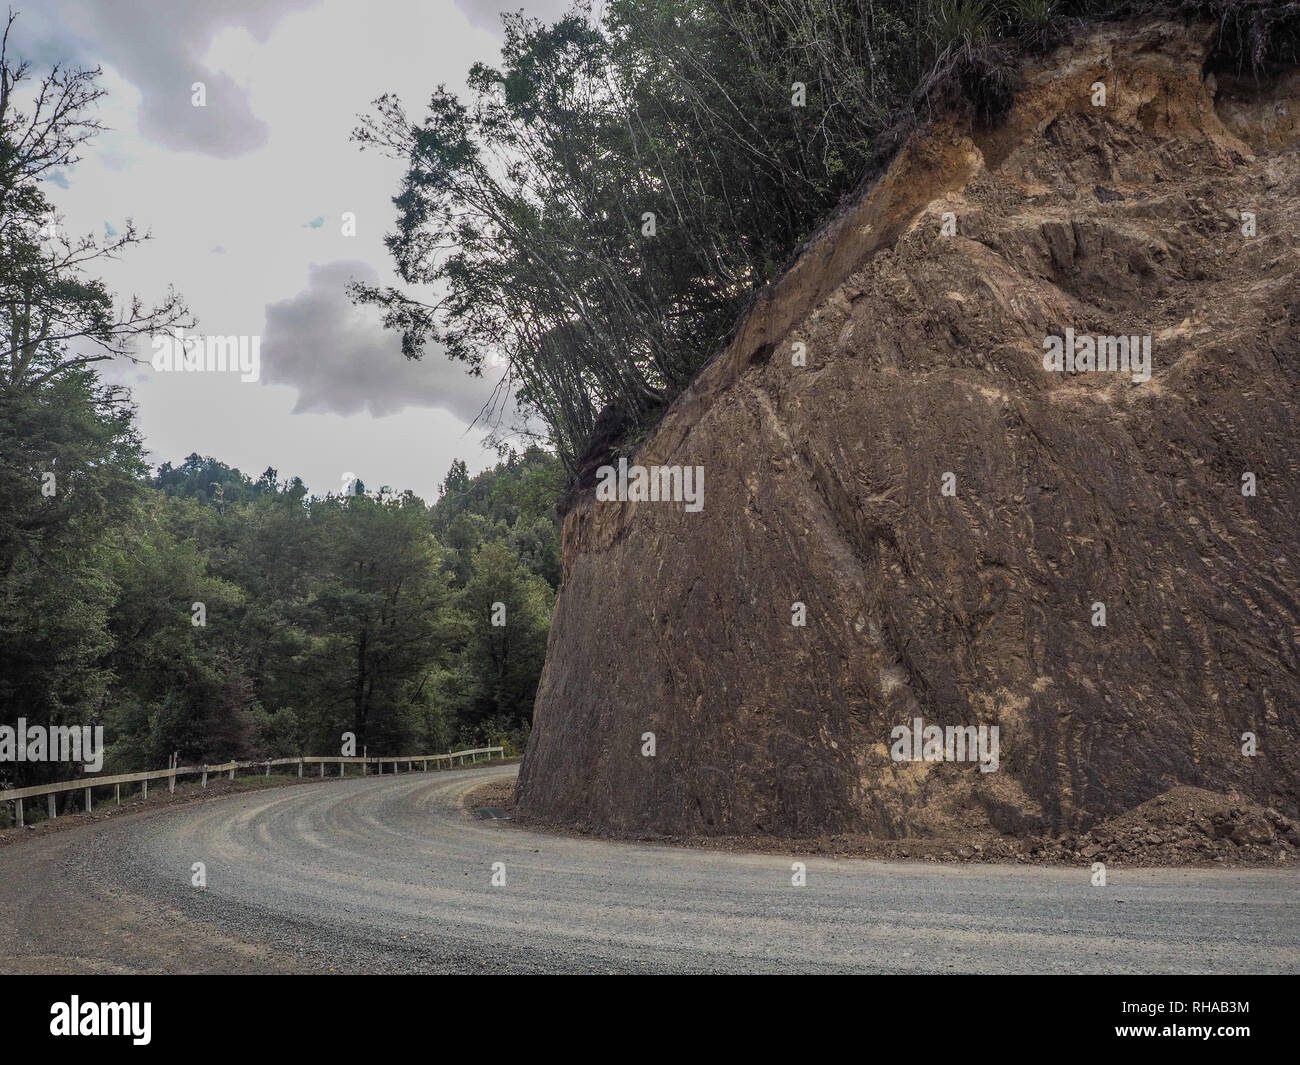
left=1039, top=785, right=1300, bottom=864
left=498, top=777, right=1300, bottom=865
left=516, top=20, right=1300, bottom=842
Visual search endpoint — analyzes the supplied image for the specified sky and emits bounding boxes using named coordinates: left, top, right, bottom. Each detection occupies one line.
left=11, top=0, right=569, bottom=499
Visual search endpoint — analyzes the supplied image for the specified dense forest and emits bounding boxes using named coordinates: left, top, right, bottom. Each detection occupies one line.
left=3, top=424, right=561, bottom=789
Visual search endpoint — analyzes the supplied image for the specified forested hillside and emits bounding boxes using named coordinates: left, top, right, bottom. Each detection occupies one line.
left=3, top=424, right=559, bottom=788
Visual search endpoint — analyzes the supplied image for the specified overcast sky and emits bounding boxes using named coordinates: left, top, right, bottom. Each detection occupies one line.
left=12, top=0, right=569, bottom=499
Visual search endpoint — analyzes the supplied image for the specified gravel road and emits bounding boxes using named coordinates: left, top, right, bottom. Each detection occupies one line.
left=2, top=764, right=1297, bottom=974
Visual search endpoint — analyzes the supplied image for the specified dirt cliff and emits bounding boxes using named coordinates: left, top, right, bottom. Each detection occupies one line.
left=515, top=19, right=1300, bottom=841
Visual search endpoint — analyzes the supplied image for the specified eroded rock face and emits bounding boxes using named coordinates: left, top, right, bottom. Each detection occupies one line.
left=516, top=21, right=1300, bottom=839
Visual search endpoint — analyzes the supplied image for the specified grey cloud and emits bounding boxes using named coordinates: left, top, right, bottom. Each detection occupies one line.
left=22, top=1, right=571, bottom=154
left=137, top=68, right=270, bottom=157
left=22, top=0, right=317, bottom=157
left=260, top=260, right=502, bottom=423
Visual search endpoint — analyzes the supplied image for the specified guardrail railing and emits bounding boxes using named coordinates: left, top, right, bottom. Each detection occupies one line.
left=0, top=746, right=505, bottom=827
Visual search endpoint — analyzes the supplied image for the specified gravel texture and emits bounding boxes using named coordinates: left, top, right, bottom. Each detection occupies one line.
left=2, top=764, right=1297, bottom=974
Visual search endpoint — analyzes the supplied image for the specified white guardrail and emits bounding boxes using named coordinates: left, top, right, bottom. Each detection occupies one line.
left=0, top=747, right=504, bottom=827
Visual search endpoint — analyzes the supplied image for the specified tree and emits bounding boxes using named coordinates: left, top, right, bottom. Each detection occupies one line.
left=0, top=11, right=189, bottom=392
left=297, top=493, right=457, bottom=751
left=101, top=494, right=257, bottom=768
left=352, top=1, right=1077, bottom=474
left=440, top=458, right=470, bottom=500
left=455, top=541, right=553, bottom=732
left=350, top=2, right=892, bottom=472
left=0, top=357, right=144, bottom=786
left=431, top=449, right=564, bottom=589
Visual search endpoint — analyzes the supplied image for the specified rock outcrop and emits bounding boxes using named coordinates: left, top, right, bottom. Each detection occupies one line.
left=516, top=20, right=1300, bottom=840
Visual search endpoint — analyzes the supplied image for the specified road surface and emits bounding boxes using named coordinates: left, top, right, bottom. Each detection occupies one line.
left=1, top=764, right=1296, bottom=973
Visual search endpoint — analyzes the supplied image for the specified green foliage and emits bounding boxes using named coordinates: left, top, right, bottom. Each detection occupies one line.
left=154, top=454, right=284, bottom=508
left=432, top=445, right=565, bottom=588
left=452, top=541, right=554, bottom=732
left=294, top=493, right=458, bottom=751
left=355, top=0, right=1300, bottom=478
left=2, top=442, right=563, bottom=786
left=0, top=356, right=144, bottom=785
left=101, top=495, right=256, bottom=769
left=350, top=0, right=1013, bottom=473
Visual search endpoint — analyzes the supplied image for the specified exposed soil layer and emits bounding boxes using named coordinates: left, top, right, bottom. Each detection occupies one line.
left=463, top=777, right=519, bottom=813
left=517, top=20, right=1300, bottom=842
left=501, top=779, right=1300, bottom=867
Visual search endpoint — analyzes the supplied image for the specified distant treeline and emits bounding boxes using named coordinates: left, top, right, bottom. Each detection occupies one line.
left=1, top=403, right=562, bottom=788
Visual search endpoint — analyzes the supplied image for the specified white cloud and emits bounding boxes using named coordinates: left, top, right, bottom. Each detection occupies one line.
left=14, top=0, right=564, bottom=498
left=14, top=0, right=319, bottom=157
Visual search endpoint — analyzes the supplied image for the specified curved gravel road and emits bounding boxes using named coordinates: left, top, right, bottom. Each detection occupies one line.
left=2, top=764, right=1297, bottom=974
